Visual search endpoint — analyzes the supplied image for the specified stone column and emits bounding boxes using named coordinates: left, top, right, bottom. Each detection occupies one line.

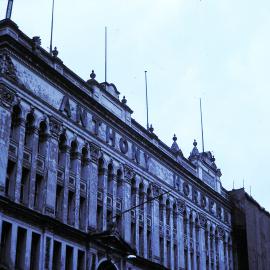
left=62, top=145, right=71, bottom=223
left=71, top=150, right=82, bottom=229
left=186, top=214, right=191, bottom=270
left=28, top=126, right=39, bottom=209
left=134, top=181, right=140, bottom=253
left=121, top=165, right=133, bottom=243
left=81, top=155, right=90, bottom=231
left=161, top=200, right=167, bottom=267
left=0, top=86, right=14, bottom=194
left=87, top=142, right=99, bottom=231
left=24, top=229, right=32, bottom=269
left=143, top=189, right=148, bottom=258
left=207, top=224, right=212, bottom=270
left=44, top=117, right=62, bottom=217
left=212, top=230, right=217, bottom=270
left=60, top=242, right=66, bottom=270
left=111, top=172, right=117, bottom=221
left=101, top=167, right=108, bottom=231
left=218, top=227, right=225, bottom=270
left=177, top=200, right=185, bottom=270
left=9, top=223, right=18, bottom=269
left=225, top=233, right=229, bottom=270
left=14, top=114, right=26, bottom=203
left=152, top=184, right=160, bottom=264
left=199, top=214, right=207, bottom=270
left=192, top=218, right=197, bottom=270
left=73, top=247, right=78, bottom=270
left=169, top=206, right=174, bottom=269
left=122, top=178, right=131, bottom=242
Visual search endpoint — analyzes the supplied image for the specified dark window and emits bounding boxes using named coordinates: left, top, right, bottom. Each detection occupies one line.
left=15, top=227, right=27, bottom=269
left=53, top=240, right=61, bottom=270
left=30, top=232, right=40, bottom=270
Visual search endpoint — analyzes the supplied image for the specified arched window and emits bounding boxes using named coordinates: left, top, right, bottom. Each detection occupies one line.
left=69, top=140, right=78, bottom=173
left=10, top=104, right=21, bottom=141
left=58, top=133, right=67, bottom=167
left=24, top=112, right=35, bottom=148
left=37, top=121, right=48, bottom=156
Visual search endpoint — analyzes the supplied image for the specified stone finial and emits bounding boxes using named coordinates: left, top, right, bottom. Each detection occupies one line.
left=171, top=133, right=183, bottom=156
left=121, top=96, right=127, bottom=104
left=149, top=124, right=154, bottom=133
left=90, top=70, right=96, bottom=79
left=52, top=47, right=58, bottom=57
left=189, top=139, right=200, bottom=160
left=32, top=36, right=41, bottom=52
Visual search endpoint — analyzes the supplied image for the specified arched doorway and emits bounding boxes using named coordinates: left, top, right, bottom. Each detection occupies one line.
left=97, top=260, right=118, bottom=270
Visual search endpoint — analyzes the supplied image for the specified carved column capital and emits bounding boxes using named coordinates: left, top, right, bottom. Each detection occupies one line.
left=89, top=142, right=100, bottom=164
left=49, top=116, right=62, bottom=139
left=123, top=164, right=134, bottom=183
left=177, top=199, right=185, bottom=216
left=0, top=85, right=15, bottom=109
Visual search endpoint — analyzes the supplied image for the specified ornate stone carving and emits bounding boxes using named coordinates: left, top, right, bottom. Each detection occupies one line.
left=49, top=116, right=62, bottom=138
left=183, top=181, right=190, bottom=197
left=217, top=205, right=222, bottom=219
left=152, top=183, right=161, bottom=197
left=0, top=85, right=15, bottom=108
left=123, top=164, right=134, bottom=182
left=199, top=213, right=207, bottom=228
left=217, top=226, right=225, bottom=239
left=177, top=199, right=186, bottom=216
left=0, top=51, right=18, bottom=82
left=89, top=142, right=100, bottom=163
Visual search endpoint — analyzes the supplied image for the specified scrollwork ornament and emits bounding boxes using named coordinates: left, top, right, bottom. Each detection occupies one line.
left=0, top=86, right=15, bottom=109
left=199, top=213, right=207, bottom=228
left=217, top=226, right=225, bottom=240
left=152, top=183, right=161, bottom=197
left=89, top=142, right=100, bottom=164
left=123, top=164, right=134, bottom=182
left=49, top=116, right=62, bottom=138
left=0, top=51, right=18, bottom=82
left=177, top=199, right=186, bottom=216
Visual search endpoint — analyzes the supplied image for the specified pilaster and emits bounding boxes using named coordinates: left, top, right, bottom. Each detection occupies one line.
left=0, top=86, right=14, bottom=193
left=44, top=117, right=62, bottom=217
left=177, top=200, right=185, bottom=270
left=28, top=127, right=39, bottom=209
left=152, top=184, right=160, bottom=263
left=14, top=116, right=26, bottom=203
left=199, top=214, right=207, bottom=270
left=122, top=164, right=133, bottom=243
left=87, top=142, right=99, bottom=231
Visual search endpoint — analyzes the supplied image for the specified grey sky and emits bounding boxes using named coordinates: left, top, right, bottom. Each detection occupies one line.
left=2, top=0, right=270, bottom=210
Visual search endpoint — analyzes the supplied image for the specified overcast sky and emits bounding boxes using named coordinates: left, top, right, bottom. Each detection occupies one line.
left=2, top=0, right=270, bottom=211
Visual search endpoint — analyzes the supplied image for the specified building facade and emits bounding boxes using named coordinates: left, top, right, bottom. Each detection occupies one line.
left=0, top=19, right=234, bottom=270
left=230, top=188, right=270, bottom=270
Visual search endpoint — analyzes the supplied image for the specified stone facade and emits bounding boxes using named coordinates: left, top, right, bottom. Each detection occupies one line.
left=0, top=19, right=234, bottom=270
left=230, top=188, right=270, bottom=270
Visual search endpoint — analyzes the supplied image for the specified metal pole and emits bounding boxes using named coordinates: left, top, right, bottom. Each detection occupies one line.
left=200, top=98, right=205, bottom=152
left=49, top=0, right=55, bottom=54
left=145, top=71, right=149, bottom=130
left=105, top=26, right=107, bottom=82
left=5, top=0, right=14, bottom=19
